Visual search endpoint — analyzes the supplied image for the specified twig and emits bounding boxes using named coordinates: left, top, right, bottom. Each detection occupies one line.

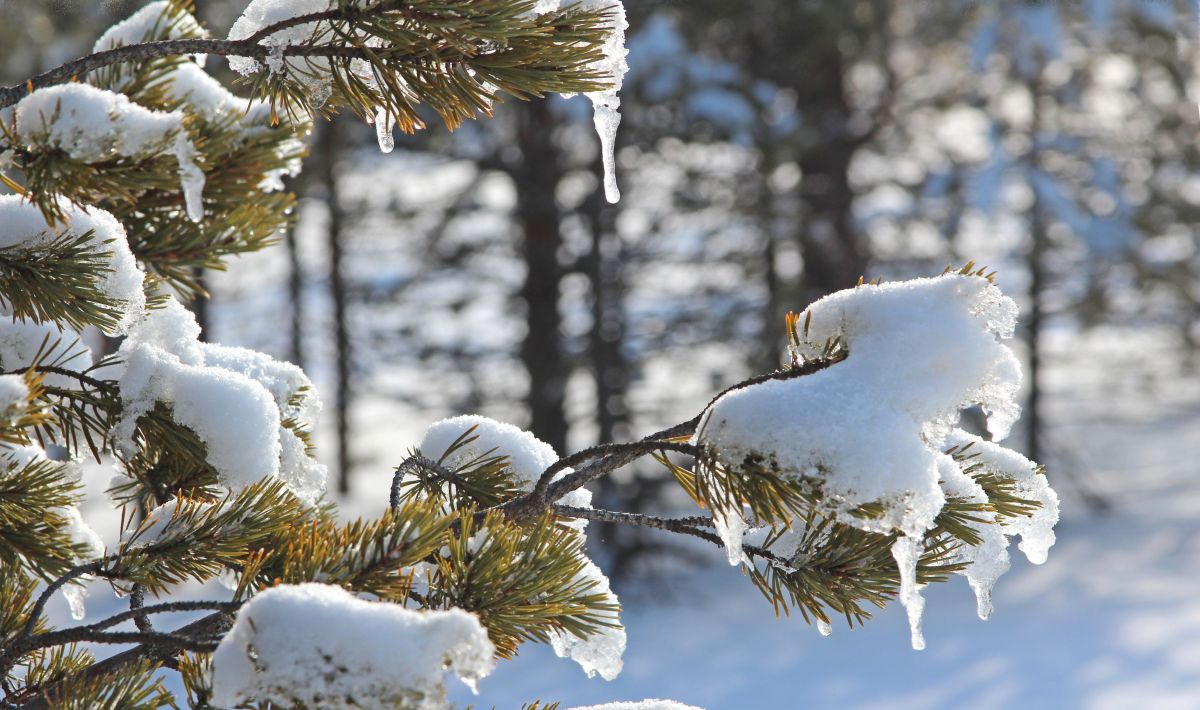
left=551, top=505, right=788, bottom=565
left=15, top=611, right=233, bottom=710
left=128, top=584, right=153, bottom=634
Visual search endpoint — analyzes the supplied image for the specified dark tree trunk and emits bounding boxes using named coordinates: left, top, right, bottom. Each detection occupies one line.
left=514, top=101, right=569, bottom=454
left=318, top=119, right=352, bottom=495
left=587, top=199, right=628, bottom=446
left=283, top=214, right=305, bottom=370
left=1025, top=67, right=1045, bottom=465
left=791, top=48, right=867, bottom=303
left=190, top=267, right=210, bottom=342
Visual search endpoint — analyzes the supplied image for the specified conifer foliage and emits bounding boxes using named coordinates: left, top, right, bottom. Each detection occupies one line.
left=0, top=2, right=1057, bottom=708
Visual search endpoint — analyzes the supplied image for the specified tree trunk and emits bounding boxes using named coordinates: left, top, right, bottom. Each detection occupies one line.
left=283, top=208, right=306, bottom=370
left=318, top=118, right=352, bottom=495
left=190, top=267, right=210, bottom=343
left=514, top=101, right=569, bottom=454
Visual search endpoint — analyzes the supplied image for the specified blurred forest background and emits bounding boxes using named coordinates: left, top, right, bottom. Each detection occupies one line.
left=3, top=0, right=1198, bottom=589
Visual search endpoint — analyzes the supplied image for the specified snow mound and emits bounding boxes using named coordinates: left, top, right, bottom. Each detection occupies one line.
left=210, top=583, right=495, bottom=710
left=93, top=1, right=207, bottom=55
left=0, top=317, right=91, bottom=388
left=0, top=196, right=145, bottom=335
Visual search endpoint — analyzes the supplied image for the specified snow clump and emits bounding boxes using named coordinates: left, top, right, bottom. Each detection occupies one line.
left=113, top=299, right=326, bottom=503
left=695, top=273, right=1058, bottom=649
left=416, top=415, right=626, bottom=679
left=12, top=84, right=206, bottom=221
left=210, top=583, right=495, bottom=710
left=226, top=0, right=333, bottom=105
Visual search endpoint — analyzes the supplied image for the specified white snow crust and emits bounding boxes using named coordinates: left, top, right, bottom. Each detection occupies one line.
left=0, top=196, right=145, bottom=335
left=0, top=317, right=91, bottom=389
left=0, top=375, right=27, bottom=414
left=419, top=414, right=592, bottom=513
left=93, top=1, right=207, bottom=56
left=210, top=583, right=495, bottom=710
left=227, top=0, right=333, bottom=104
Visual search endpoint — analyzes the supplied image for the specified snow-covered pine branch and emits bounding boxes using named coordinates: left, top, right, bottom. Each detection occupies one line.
left=0, top=1, right=1058, bottom=708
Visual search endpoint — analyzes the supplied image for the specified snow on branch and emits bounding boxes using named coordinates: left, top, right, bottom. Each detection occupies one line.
left=210, top=583, right=495, bottom=710
left=689, top=269, right=1059, bottom=649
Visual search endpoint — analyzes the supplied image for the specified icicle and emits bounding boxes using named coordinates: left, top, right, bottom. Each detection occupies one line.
left=816, top=619, right=832, bottom=637
left=374, top=106, right=395, bottom=154
left=971, top=581, right=994, bottom=621
left=62, top=580, right=90, bottom=621
left=891, top=536, right=926, bottom=651
left=591, top=101, right=621, bottom=203
left=713, top=505, right=748, bottom=566
left=174, top=133, right=206, bottom=222
left=582, top=0, right=628, bottom=204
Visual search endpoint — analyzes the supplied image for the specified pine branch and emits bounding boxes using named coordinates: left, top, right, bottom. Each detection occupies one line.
left=13, top=613, right=231, bottom=710
left=493, top=357, right=846, bottom=524
left=551, top=504, right=789, bottom=566
left=0, top=1, right=613, bottom=111
left=0, top=234, right=127, bottom=334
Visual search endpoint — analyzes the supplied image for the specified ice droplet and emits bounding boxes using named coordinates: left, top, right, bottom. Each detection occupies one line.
left=375, top=107, right=395, bottom=154
left=891, top=536, right=926, bottom=651
left=817, top=619, right=832, bottom=637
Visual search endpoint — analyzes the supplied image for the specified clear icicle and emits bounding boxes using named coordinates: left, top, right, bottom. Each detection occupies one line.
left=972, top=582, right=994, bottom=621
left=62, top=580, right=89, bottom=621
left=582, top=0, right=628, bottom=204
left=713, top=505, right=748, bottom=566
left=891, top=536, right=926, bottom=651
left=816, top=619, right=832, bottom=637
left=592, top=101, right=621, bottom=203
left=174, top=133, right=206, bottom=222
left=374, top=107, right=395, bottom=154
